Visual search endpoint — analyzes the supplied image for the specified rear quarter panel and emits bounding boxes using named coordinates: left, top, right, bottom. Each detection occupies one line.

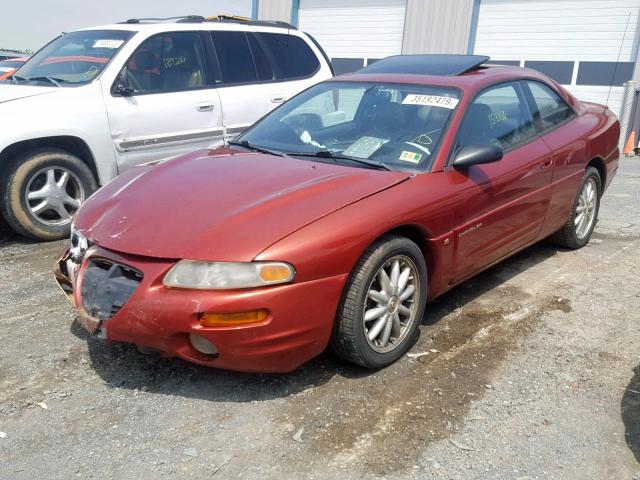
left=537, top=104, right=619, bottom=239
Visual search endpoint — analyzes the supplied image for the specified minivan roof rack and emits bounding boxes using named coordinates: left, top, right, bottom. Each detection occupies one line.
left=122, top=15, right=205, bottom=24
left=121, top=14, right=297, bottom=29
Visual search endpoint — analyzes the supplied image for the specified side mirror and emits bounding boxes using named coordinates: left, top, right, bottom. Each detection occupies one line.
left=112, top=82, right=134, bottom=97
left=453, top=144, right=503, bottom=169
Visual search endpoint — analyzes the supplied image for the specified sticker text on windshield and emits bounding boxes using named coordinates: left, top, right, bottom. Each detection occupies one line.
left=402, top=94, right=459, bottom=109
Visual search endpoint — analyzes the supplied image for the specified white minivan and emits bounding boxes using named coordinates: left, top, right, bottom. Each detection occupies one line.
left=0, top=16, right=333, bottom=239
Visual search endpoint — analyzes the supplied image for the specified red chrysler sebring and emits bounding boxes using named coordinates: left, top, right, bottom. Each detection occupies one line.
left=54, top=55, right=619, bottom=373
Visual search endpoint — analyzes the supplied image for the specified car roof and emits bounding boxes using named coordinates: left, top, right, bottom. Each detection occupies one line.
left=332, top=59, right=553, bottom=92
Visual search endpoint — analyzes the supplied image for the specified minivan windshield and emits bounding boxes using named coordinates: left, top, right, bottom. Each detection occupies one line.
left=236, top=81, right=460, bottom=171
left=13, top=30, right=134, bottom=86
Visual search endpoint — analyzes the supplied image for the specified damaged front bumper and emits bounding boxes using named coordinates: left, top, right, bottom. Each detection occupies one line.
left=53, top=245, right=347, bottom=373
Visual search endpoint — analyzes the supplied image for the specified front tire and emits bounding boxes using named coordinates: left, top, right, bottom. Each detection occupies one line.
left=0, top=148, right=97, bottom=240
left=332, top=235, right=427, bottom=369
left=550, top=166, right=601, bottom=249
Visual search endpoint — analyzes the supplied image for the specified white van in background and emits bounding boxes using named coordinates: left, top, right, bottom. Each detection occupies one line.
left=0, top=15, right=333, bottom=240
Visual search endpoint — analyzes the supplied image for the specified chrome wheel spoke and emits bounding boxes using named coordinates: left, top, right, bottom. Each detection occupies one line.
left=53, top=203, right=71, bottom=220
left=399, top=284, right=415, bottom=302
left=368, top=289, right=390, bottom=304
left=379, top=314, right=393, bottom=346
left=62, top=194, right=81, bottom=209
left=391, top=312, right=401, bottom=337
left=378, top=268, right=393, bottom=295
left=45, top=168, right=57, bottom=188
left=31, top=200, right=49, bottom=214
left=56, top=171, right=69, bottom=188
left=364, top=305, right=387, bottom=322
left=397, top=304, right=411, bottom=317
left=368, top=314, right=388, bottom=341
left=397, top=267, right=411, bottom=292
left=390, top=260, right=400, bottom=293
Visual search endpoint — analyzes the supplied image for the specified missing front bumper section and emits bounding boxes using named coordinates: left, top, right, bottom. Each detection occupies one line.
left=80, top=258, right=143, bottom=321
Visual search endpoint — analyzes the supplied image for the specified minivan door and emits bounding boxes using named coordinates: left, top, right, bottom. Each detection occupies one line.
left=210, top=30, right=322, bottom=141
left=103, top=31, right=224, bottom=171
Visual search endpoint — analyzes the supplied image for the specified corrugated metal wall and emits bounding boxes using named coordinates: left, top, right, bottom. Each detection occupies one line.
left=258, top=0, right=292, bottom=22
left=402, top=0, right=474, bottom=54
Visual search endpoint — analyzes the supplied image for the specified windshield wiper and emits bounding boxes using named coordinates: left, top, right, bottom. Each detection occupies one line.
left=228, top=140, right=285, bottom=157
left=287, top=150, right=391, bottom=171
left=11, top=75, right=26, bottom=84
left=26, top=76, right=65, bottom=87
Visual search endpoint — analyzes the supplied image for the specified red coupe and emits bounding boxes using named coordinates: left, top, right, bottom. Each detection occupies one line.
left=54, top=55, right=619, bottom=373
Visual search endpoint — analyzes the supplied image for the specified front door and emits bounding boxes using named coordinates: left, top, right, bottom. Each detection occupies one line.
left=448, top=81, right=554, bottom=282
left=103, top=31, right=224, bottom=171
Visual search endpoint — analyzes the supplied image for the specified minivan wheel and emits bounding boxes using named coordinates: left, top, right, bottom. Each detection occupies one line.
left=332, top=235, right=427, bottom=369
left=550, top=166, right=601, bottom=249
left=0, top=149, right=97, bottom=240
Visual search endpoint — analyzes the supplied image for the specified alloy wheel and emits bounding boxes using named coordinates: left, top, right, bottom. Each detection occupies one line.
left=24, top=167, right=84, bottom=226
left=363, top=255, right=420, bottom=353
left=575, top=177, right=597, bottom=240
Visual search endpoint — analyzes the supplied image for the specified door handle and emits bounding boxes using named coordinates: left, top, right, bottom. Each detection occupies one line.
left=270, top=94, right=287, bottom=104
left=196, top=102, right=214, bottom=112
left=541, top=159, right=553, bottom=169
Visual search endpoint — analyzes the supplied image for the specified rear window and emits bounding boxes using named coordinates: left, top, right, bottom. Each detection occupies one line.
left=256, top=33, right=319, bottom=80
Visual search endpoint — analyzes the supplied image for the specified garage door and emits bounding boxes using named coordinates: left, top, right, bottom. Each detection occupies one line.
left=298, top=0, right=407, bottom=75
left=473, top=0, right=640, bottom=117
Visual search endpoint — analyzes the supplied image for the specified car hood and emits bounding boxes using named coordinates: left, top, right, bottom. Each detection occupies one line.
left=76, top=148, right=412, bottom=261
left=0, top=83, right=59, bottom=104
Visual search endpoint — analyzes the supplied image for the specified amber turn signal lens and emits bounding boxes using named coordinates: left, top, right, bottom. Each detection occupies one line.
left=200, top=309, right=268, bottom=326
left=259, top=264, right=293, bottom=283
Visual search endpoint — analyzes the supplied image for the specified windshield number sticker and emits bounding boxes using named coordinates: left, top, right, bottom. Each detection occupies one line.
left=402, top=94, right=459, bottom=109
left=399, top=151, right=423, bottom=163
left=93, top=39, right=124, bottom=49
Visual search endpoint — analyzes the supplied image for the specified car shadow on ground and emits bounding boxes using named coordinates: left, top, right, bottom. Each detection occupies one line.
left=77, top=241, right=562, bottom=403
left=622, top=364, right=640, bottom=463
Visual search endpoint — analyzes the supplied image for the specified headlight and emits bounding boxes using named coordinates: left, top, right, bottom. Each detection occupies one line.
left=162, top=260, right=295, bottom=290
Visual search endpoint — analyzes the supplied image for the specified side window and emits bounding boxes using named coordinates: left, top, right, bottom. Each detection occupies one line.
left=120, top=32, right=206, bottom=94
left=247, top=34, right=275, bottom=81
left=257, top=33, right=320, bottom=80
left=457, top=83, right=536, bottom=151
left=527, top=81, right=574, bottom=130
left=211, top=31, right=257, bottom=84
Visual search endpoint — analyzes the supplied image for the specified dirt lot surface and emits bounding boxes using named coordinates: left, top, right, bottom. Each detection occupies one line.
left=1, top=159, right=639, bottom=480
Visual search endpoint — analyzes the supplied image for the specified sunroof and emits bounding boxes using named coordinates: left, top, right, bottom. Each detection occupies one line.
left=356, top=54, right=491, bottom=76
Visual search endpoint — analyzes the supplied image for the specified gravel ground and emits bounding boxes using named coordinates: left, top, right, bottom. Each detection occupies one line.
left=0, top=159, right=639, bottom=479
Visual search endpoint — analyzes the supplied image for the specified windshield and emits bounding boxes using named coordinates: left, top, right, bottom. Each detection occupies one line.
left=237, top=81, right=460, bottom=171
left=14, top=30, right=134, bottom=85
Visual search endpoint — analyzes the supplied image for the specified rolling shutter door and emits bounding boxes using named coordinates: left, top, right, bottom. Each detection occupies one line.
left=473, top=0, right=640, bottom=117
left=298, top=0, right=407, bottom=74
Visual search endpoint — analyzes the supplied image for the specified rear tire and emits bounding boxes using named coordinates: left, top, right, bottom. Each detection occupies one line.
left=550, top=166, right=601, bottom=249
left=331, top=235, right=427, bottom=369
left=0, top=148, right=97, bottom=241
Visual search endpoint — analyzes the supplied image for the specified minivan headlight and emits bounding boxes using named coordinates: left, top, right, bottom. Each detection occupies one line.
left=163, top=260, right=295, bottom=290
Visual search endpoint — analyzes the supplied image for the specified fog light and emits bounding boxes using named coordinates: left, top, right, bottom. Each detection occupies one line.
left=189, top=333, right=219, bottom=355
left=200, top=309, right=268, bottom=327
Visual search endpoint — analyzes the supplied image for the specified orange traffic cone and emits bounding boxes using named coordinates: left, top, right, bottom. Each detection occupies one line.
left=623, top=131, right=636, bottom=156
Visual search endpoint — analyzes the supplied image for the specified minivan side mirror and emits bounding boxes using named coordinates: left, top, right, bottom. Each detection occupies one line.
left=453, top=144, right=503, bottom=169
left=112, top=82, right=134, bottom=97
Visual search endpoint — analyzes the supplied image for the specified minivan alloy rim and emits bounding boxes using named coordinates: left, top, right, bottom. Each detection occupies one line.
left=24, top=167, right=84, bottom=226
left=364, top=255, right=420, bottom=353
left=575, top=177, right=597, bottom=240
